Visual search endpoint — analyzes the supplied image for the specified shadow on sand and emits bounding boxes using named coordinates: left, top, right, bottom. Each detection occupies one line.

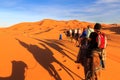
left=45, top=39, right=77, bottom=57
left=16, top=39, right=83, bottom=80
left=0, top=61, right=27, bottom=80
left=34, top=38, right=75, bottom=61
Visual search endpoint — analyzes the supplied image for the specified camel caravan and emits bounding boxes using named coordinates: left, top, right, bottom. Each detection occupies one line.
left=64, top=23, right=107, bottom=80
left=64, top=28, right=82, bottom=46
left=64, top=25, right=94, bottom=47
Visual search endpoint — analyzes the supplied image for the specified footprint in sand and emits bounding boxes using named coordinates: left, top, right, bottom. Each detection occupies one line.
left=77, top=66, right=80, bottom=69
left=63, top=60, right=67, bottom=62
left=58, top=68, right=62, bottom=71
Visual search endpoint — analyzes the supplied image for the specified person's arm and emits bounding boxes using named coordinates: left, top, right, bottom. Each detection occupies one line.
left=88, top=32, right=94, bottom=41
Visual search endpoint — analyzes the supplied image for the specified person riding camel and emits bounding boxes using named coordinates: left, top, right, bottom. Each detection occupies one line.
left=75, top=28, right=88, bottom=63
left=86, top=25, right=94, bottom=38
left=88, top=23, right=107, bottom=69
left=75, top=23, right=107, bottom=69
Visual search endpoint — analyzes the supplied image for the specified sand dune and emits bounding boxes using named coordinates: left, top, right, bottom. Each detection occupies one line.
left=0, top=19, right=120, bottom=80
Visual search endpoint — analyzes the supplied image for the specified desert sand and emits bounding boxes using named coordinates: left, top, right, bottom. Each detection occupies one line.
left=0, top=19, right=120, bottom=80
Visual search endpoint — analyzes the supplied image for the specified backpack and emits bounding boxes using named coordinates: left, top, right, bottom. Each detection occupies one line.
left=96, top=32, right=107, bottom=49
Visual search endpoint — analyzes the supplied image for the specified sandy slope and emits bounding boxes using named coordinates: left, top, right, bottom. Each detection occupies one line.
left=0, top=20, right=120, bottom=80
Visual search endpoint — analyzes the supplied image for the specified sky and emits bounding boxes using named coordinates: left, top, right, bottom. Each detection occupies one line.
left=0, top=0, right=120, bottom=27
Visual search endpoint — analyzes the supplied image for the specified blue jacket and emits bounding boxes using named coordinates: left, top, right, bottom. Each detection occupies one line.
left=80, top=30, right=87, bottom=38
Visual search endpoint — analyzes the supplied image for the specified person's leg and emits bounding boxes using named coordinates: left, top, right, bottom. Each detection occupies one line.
left=101, top=49, right=106, bottom=69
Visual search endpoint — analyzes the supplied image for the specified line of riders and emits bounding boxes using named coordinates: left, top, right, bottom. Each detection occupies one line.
left=64, top=23, right=107, bottom=80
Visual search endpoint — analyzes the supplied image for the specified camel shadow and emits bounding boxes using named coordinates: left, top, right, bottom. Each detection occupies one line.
left=0, top=60, right=27, bottom=80
left=16, top=39, right=83, bottom=80
left=45, top=39, right=76, bottom=57
left=34, top=38, right=75, bottom=61
left=16, top=39, right=62, bottom=80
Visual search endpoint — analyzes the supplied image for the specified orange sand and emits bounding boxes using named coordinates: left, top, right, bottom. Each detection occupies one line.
left=0, top=19, right=120, bottom=80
